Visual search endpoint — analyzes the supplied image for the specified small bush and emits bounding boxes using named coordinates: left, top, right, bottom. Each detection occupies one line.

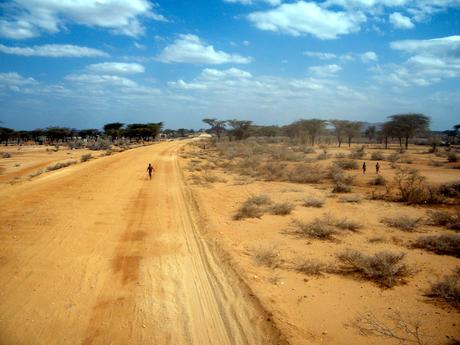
left=2, top=152, right=11, bottom=158
left=429, top=160, right=444, bottom=167
left=334, top=159, right=359, bottom=170
left=427, top=269, right=460, bottom=308
left=87, top=140, right=111, bottom=151
left=369, top=175, right=386, bottom=186
left=316, top=151, right=328, bottom=160
left=339, top=194, right=362, bottom=203
left=234, top=195, right=272, bottom=220
left=447, top=152, right=459, bottom=163
left=334, top=217, right=361, bottom=231
left=370, top=151, right=384, bottom=160
left=394, top=167, right=427, bottom=204
left=438, top=181, right=460, bottom=198
left=292, top=219, right=336, bottom=240
left=258, top=162, right=286, bottom=181
left=350, top=146, right=366, bottom=159
left=336, top=249, right=410, bottom=288
left=29, top=169, right=44, bottom=178
left=295, top=258, right=331, bottom=276
left=413, top=234, right=460, bottom=257
left=332, top=182, right=352, bottom=193
left=287, top=164, right=325, bottom=184
left=381, top=216, right=421, bottom=232
left=80, top=153, right=92, bottom=162
left=269, top=202, right=295, bottom=215
left=303, top=197, right=325, bottom=208
left=428, top=210, right=460, bottom=230
left=253, top=245, right=279, bottom=268
left=46, top=160, right=77, bottom=172
left=387, top=152, right=400, bottom=163
left=247, top=194, right=272, bottom=206
left=335, top=152, right=346, bottom=159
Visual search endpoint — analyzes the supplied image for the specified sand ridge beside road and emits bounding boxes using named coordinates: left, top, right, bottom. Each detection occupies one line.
left=0, top=141, right=283, bottom=345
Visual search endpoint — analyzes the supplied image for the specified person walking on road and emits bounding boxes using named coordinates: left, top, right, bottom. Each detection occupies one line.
left=147, top=163, right=155, bottom=180
left=362, top=162, right=367, bottom=174
left=376, top=162, right=380, bottom=174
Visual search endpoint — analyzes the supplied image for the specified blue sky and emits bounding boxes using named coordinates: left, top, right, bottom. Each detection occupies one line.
left=0, top=0, right=459, bottom=131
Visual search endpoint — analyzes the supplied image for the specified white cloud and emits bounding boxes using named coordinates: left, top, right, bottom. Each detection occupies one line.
left=0, top=44, right=109, bottom=58
left=304, top=51, right=337, bottom=60
left=157, top=34, right=252, bottom=64
left=360, top=51, right=378, bottom=63
left=247, top=1, right=366, bottom=39
left=86, top=62, right=145, bottom=75
left=0, top=0, right=166, bottom=39
left=374, top=36, right=460, bottom=86
left=389, top=12, right=414, bottom=29
left=201, top=68, right=253, bottom=79
left=224, top=0, right=281, bottom=5
left=65, top=74, right=138, bottom=88
left=0, top=72, right=37, bottom=86
left=309, top=64, right=342, bottom=76
left=168, top=79, right=208, bottom=90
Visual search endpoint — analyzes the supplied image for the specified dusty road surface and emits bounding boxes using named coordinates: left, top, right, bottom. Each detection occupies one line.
left=0, top=141, right=283, bottom=345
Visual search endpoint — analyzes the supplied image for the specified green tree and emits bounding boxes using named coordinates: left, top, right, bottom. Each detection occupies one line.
left=329, top=119, right=349, bottom=147
left=343, top=121, right=364, bottom=147
left=387, top=114, right=430, bottom=149
left=79, top=129, right=101, bottom=139
left=365, top=125, right=377, bottom=143
left=0, top=127, right=15, bottom=146
left=226, top=119, right=253, bottom=141
left=103, top=122, right=125, bottom=140
left=202, top=118, right=227, bottom=141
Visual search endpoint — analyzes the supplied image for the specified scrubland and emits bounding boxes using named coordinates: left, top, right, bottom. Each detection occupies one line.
left=180, top=137, right=460, bottom=345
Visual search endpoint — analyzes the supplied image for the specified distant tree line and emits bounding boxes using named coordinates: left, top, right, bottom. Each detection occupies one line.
left=202, top=114, right=460, bottom=148
left=0, top=122, right=163, bottom=146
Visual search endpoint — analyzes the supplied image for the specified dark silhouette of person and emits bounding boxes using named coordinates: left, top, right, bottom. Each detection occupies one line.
left=376, top=162, right=380, bottom=174
left=147, top=163, right=155, bottom=180
left=362, top=162, right=367, bottom=174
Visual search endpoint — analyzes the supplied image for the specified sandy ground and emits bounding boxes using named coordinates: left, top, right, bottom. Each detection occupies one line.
left=0, top=141, right=284, bottom=345
left=180, top=142, right=460, bottom=345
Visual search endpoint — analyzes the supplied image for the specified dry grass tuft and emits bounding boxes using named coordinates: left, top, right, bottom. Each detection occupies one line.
left=381, top=216, right=422, bottom=232
left=427, top=268, right=460, bottom=309
left=234, top=195, right=272, bottom=220
left=292, top=218, right=336, bottom=240
left=369, top=175, right=386, bottom=186
left=269, top=202, right=295, bottom=215
left=253, top=245, right=279, bottom=268
left=339, top=194, right=362, bottom=203
left=303, top=197, right=325, bottom=208
left=294, top=258, right=332, bottom=276
left=337, top=249, right=410, bottom=288
left=427, top=210, right=460, bottom=230
left=413, top=234, right=460, bottom=257
left=334, top=159, right=359, bottom=170
left=287, top=164, right=325, bottom=183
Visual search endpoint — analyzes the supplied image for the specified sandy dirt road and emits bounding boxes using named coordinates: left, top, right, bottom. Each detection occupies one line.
left=0, top=141, right=282, bottom=345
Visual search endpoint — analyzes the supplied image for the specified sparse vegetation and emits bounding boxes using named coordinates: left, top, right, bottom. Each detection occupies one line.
left=413, top=234, right=460, bottom=257
left=447, top=152, right=459, bottom=163
left=80, top=153, right=92, bottom=162
left=2, top=152, right=11, bottom=158
left=427, top=268, right=460, bottom=309
left=287, top=164, right=325, bottom=183
left=303, top=197, right=325, bottom=208
left=339, top=194, right=362, bottom=203
left=333, top=159, right=359, bottom=170
left=292, top=218, right=336, bottom=240
left=234, top=195, right=272, bottom=220
left=369, top=175, right=386, bottom=186
left=337, top=249, right=410, bottom=288
left=438, top=181, right=460, bottom=198
left=46, top=160, right=77, bottom=172
left=269, top=202, right=295, bottom=215
left=428, top=210, right=460, bottom=230
left=295, top=258, right=331, bottom=276
left=252, top=245, right=279, bottom=268
left=381, top=216, right=421, bottom=232
left=332, top=182, right=352, bottom=193
left=370, top=151, right=384, bottom=160
left=334, top=217, right=361, bottom=231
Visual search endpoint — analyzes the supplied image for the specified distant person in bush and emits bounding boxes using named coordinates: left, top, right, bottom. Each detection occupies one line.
left=376, top=162, right=380, bottom=174
left=147, top=163, right=155, bottom=180
left=362, top=162, right=366, bottom=174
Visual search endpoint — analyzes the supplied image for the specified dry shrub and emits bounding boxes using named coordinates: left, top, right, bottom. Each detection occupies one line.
left=438, top=181, right=460, bottom=198
left=394, top=167, right=444, bottom=204
left=367, top=236, right=387, bottom=243
left=427, top=268, right=460, bottom=309
left=369, top=175, right=386, bottom=186
left=381, top=216, right=421, bottom=232
left=339, top=194, right=362, bottom=203
left=337, top=249, right=410, bottom=288
left=202, top=173, right=226, bottom=183
left=387, top=152, right=400, bottom=163
left=46, top=160, right=77, bottom=171
left=332, top=182, right=352, bottom=193
left=292, top=218, right=336, bottom=240
left=253, top=245, right=279, bottom=268
left=287, top=164, right=325, bottom=184
left=303, top=197, right=325, bottom=208
left=271, top=147, right=304, bottom=162
left=413, top=234, right=460, bottom=257
left=447, top=152, right=459, bottom=163
left=329, top=166, right=355, bottom=184
left=234, top=195, right=272, bottom=220
left=428, top=210, right=460, bottom=230
left=334, top=217, right=361, bottom=231
left=370, top=151, right=384, bottom=160
left=295, top=258, right=331, bottom=276
left=80, top=153, right=92, bottom=162
left=258, top=162, right=286, bottom=181
left=29, top=169, right=44, bottom=178
left=334, top=159, right=359, bottom=170
left=335, top=152, right=346, bottom=159
left=429, top=160, right=444, bottom=167
left=2, top=152, right=11, bottom=158
left=349, top=146, right=366, bottom=159
left=399, top=155, right=413, bottom=164
left=269, top=202, right=295, bottom=215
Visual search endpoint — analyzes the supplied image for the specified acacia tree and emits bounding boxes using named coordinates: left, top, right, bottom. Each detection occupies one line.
left=343, top=121, right=364, bottom=147
left=202, top=118, right=227, bottom=141
left=329, top=119, right=349, bottom=147
left=103, top=122, right=125, bottom=141
left=45, top=127, right=73, bottom=144
left=387, top=114, right=430, bottom=149
left=226, top=119, right=253, bottom=141
left=0, top=127, right=15, bottom=146
left=365, top=125, right=377, bottom=143
left=286, top=119, right=326, bottom=145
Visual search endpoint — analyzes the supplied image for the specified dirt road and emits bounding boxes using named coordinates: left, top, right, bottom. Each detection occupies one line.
left=0, top=142, right=282, bottom=345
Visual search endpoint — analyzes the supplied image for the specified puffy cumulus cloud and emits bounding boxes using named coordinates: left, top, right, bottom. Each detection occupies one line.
left=201, top=68, right=253, bottom=79
left=360, top=51, right=378, bottom=63
left=389, top=12, right=414, bottom=29
left=0, top=0, right=166, bottom=40
left=308, top=64, right=342, bottom=76
left=304, top=51, right=337, bottom=60
left=169, top=68, right=252, bottom=90
left=65, top=74, right=138, bottom=88
left=86, top=62, right=145, bottom=75
left=167, top=80, right=208, bottom=90
left=247, top=1, right=366, bottom=39
left=224, top=0, right=281, bottom=5
left=0, top=72, right=37, bottom=86
left=157, top=34, right=252, bottom=64
left=374, top=36, right=460, bottom=86
left=0, top=44, right=109, bottom=58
